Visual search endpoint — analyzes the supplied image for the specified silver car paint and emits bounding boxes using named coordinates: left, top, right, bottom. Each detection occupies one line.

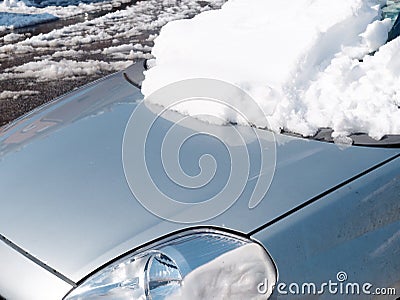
left=255, top=156, right=400, bottom=299
left=0, top=70, right=399, bottom=290
left=0, top=240, right=71, bottom=300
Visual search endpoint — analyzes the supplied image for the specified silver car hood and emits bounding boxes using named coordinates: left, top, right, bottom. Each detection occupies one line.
left=0, top=70, right=398, bottom=283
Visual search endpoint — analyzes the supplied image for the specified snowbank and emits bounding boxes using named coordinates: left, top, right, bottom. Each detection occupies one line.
left=142, top=0, right=400, bottom=139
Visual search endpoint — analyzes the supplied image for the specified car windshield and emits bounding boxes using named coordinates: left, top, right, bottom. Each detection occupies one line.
left=383, top=0, right=400, bottom=24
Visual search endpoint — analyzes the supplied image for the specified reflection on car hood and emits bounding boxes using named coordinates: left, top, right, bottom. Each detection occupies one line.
left=0, top=70, right=398, bottom=283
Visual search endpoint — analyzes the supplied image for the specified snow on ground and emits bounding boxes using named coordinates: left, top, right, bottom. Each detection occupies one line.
left=0, top=0, right=224, bottom=125
left=142, top=0, right=400, bottom=140
left=0, top=89, right=39, bottom=99
left=0, top=0, right=225, bottom=78
left=2, top=32, right=25, bottom=42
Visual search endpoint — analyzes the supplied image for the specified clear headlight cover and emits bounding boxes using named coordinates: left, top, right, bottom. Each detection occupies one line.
left=64, top=229, right=277, bottom=300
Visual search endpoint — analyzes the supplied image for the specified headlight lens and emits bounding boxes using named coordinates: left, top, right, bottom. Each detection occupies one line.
left=64, top=229, right=277, bottom=300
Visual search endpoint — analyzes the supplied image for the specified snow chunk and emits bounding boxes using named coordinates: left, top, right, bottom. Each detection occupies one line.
left=361, top=18, right=392, bottom=52
left=2, top=32, right=26, bottom=43
left=142, top=0, right=400, bottom=139
left=52, top=49, right=84, bottom=58
left=102, top=44, right=136, bottom=55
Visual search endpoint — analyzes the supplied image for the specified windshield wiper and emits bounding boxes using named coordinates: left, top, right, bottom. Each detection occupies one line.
left=309, top=128, right=400, bottom=148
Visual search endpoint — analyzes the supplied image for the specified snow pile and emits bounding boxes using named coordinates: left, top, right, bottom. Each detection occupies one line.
left=142, top=0, right=400, bottom=139
left=167, top=243, right=276, bottom=300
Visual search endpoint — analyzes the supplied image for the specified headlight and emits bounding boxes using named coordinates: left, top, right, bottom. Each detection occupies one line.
left=64, top=228, right=277, bottom=300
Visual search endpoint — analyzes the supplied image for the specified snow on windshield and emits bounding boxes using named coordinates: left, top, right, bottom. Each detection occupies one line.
left=142, top=0, right=400, bottom=140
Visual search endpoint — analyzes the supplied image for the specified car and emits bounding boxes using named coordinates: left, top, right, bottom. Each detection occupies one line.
left=2, top=1, right=400, bottom=297
left=0, top=55, right=399, bottom=299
